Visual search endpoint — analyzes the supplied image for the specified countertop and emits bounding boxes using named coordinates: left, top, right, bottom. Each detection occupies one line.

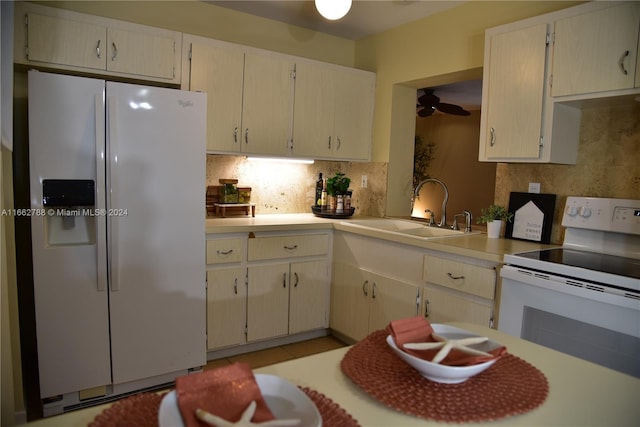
left=205, top=214, right=554, bottom=263
left=22, top=323, right=640, bottom=426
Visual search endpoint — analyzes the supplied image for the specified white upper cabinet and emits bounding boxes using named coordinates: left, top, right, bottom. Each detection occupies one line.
left=551, top=2, right=640, bottom=96
left=293, top=62, right=374, bottom=161
left=25, top=12, right=107, bottom=71
left=106, top=27, right=177, bottom=80
left=185, top=34, right=374, bottom=160
left=188, top=39, right=244, bottom=153
left=185, top=35, right=295, bottom=157
left=242, top=51, right=295, bottom=157
left=479, top=1, right=639, bottom=165
left=15, top=2, right=181, bottom=84
left=479, top=23, right=548, bottom=160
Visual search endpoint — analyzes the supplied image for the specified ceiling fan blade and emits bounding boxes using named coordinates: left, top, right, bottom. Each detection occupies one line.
left=436, top=103, right=471, bottom=116
left=417, top=106, right=435, bottom=117
left=417, top=91, right=440, bottom=107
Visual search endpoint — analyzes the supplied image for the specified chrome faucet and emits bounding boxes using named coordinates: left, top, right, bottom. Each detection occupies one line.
left=414, top=178, right=448, bottom=227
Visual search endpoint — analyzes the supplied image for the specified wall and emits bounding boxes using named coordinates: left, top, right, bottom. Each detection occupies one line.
left=206, top=156, right=388, bottom=217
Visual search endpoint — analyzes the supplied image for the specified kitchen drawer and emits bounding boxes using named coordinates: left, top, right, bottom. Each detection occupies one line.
left=206, top=238, right=244, bottom=264
left=248, top=233, right=329, bottom=261
left=423, top=255, right=496, bottom=300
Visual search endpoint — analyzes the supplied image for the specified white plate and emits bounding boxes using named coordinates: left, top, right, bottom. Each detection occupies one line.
left=387, top=324, right=501, bottom=384
left=159, top=374, right=322, bottom=427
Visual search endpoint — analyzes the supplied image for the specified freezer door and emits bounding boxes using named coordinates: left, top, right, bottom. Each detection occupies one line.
left=105, top=81, right=206, bottom=384
left=28, top=71, right=111, bottom=398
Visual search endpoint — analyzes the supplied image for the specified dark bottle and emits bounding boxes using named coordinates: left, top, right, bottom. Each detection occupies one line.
left=315, top=173, right=323, bottom=206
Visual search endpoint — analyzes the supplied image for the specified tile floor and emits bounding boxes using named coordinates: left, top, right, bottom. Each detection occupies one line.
left=205, top=336, right=347, bottom=371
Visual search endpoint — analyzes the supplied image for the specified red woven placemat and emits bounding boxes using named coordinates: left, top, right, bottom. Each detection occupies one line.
left=89, top=386, right=360, bottom=427
left=341, top=329, right=549, bottom=423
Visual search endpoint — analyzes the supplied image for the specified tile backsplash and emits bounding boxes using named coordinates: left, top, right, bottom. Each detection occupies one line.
left=206, top=156, right=388, bottom=217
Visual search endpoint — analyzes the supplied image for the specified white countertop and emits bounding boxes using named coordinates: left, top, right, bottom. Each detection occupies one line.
left=23, top=323, right=640, bottom=426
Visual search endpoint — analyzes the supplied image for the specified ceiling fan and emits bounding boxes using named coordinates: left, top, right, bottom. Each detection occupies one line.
left=416, top=88, right=471, bottom=117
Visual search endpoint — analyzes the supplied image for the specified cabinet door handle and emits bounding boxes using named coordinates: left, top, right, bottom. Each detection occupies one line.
left=362, top=280, right=369, bottom=296
left=283, top=245, right=298, bottom=251
left=282, top=273, right=287, bottom=288
left=489, top=127, right=496, bottom=146
left=216, top=249, right=233, bottom=255
left=111, top=42, right=118, bottom=61
left=447, top=272, right=465, bottom=280
left=328, top=136, right=332, bottom=149
left=234, top=278, right=238, bottom=295
left=96, top=40, right=102, bottom=58
left=424, top=298, right=430, bottom=318
left=293, top=272, right=299, bottom=287
left=336, top=137, right=341, bottom=150
left=234, top=127, right=238, bottom=143
left=372, top=281, right=377, bottom=299
left=245, top=128, right=249, bottom=144
left=618, top=50, right=630, bottom=75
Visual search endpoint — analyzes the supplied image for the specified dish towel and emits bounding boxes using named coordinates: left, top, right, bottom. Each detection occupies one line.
left=176, top=362, right=275, bottom=427
left=386, top=316, right=506, bottom=366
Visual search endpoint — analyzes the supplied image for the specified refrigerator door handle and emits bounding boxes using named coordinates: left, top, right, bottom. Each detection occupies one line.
left=107, top=95, right=119, bottom=292
left=95, top=94, right=108, bottom=292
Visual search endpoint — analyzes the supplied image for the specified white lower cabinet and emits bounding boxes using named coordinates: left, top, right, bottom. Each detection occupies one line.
left=207, top=267, right=246, bottom=349
left=330, top=262, right=421, bottom=342
left=422, top=254, right=497, bottom=328
left=247, top=259, right=330, bottom=341
left=206, top=231, right=331, bottom=351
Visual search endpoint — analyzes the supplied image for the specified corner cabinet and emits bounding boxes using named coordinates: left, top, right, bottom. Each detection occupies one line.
left=14, top=2, right=181, bottom=84
left=330, top=232, right=422, bottom=342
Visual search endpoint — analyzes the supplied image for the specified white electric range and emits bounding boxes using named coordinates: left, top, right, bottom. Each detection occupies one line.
left=499, top=197, right=640, bottom=378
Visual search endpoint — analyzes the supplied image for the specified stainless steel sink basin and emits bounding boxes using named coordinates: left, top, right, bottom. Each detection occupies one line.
left=340, top=218, right=480, bottom=239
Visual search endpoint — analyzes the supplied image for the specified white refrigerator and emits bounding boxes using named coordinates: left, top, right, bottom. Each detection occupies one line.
left=28, top=70, right=206, bottom=413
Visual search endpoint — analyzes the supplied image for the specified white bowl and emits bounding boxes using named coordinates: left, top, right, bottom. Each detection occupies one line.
left=386, top=324, right=502, bottom=384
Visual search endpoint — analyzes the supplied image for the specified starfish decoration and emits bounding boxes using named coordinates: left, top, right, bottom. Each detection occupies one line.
left=196, top=401, right=300, bottom=427
left=403, top=333, right=492, bottom=364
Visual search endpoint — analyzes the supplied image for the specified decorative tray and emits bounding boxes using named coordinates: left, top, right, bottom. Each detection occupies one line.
left=311, top=206, right=355, bottom=219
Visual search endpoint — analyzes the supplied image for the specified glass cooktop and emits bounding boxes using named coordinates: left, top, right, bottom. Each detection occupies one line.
left=517, top=248, right=640, bottom=280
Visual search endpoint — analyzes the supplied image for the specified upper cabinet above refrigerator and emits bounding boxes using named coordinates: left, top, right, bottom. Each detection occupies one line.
left=14, top=2, right=182, bottom=84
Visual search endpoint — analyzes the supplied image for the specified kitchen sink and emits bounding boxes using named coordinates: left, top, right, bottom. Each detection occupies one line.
left=339, top=218, right=480, bottom=239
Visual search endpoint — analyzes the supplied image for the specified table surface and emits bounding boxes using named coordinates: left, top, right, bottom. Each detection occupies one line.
left=20, top=323, right=640, bottom=426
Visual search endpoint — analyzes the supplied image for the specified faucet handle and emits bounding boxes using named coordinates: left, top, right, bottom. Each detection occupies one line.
left=424, top=209, right=436, bottom=226
left=463, top=210, right=472, bottom=232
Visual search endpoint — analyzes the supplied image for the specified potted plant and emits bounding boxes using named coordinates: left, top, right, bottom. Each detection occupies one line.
left=477, top=204, right=513, bottom=238
left=326, top=172, right=351, bottom=196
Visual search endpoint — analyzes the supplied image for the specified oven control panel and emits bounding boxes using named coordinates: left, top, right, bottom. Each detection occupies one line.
left=563, top=197, right=640, bottom=235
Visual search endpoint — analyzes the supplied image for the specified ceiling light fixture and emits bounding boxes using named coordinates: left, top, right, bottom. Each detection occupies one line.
left=315, top=0, right=352, bottom=21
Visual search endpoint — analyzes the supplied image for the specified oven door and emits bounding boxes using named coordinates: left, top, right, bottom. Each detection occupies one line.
left=499, top=265, right=640, bottom=378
